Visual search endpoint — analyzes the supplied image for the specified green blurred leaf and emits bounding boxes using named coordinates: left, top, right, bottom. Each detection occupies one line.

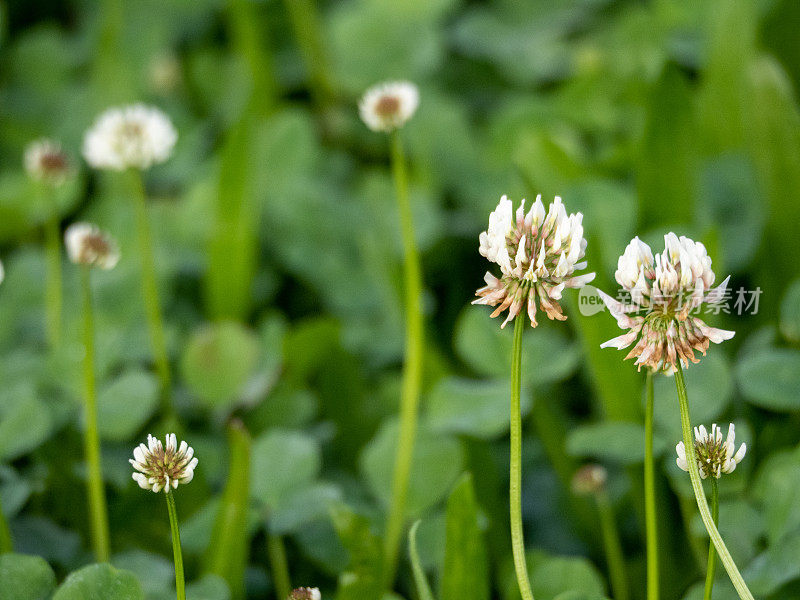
left=0, top=553, right=56, bottom=600
left=780, top=278, right=800, bottom=343
left=736, top=348, right=800, bottom=411
left=501, top=550, right=607, bottom=600
left=440, top=474, right=489, bottom=600
left=181, top=321, right=260, bottom=410
left=250, top=429, right=320, bottom=510
left=426, top=377, right=530, bottom=440
left=753, top=448, right=800, bottom=544
left=566, top=421, right=667, bottom=465
left=0, top=385, right=53, bottom=462
left=360, top=421, right=464, bottom=518
left=330, top=505, right=383, bottom=600
left=97, top=370, right=159, bottom=441
left=52, top=563, right=142, bottom=600
left=270, top=482, right=342, bottom=535
left=743, top=526, right=800, bottom=596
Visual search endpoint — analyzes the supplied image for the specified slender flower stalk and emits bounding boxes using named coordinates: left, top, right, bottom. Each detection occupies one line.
left=66, top=223, right=119, bottom=562
left=130, top=433, right=197, bottom=600
left=129, top=170, right=173, bottom=413
left=674, top=366, right=753, bottom=600
left=644, top=370, right=659, bottom=600
left=572, top=465, right=629, bottom=600
left=267, top=533, right=292, bottom=600
left=359, top=81, right=423, bottom=587
left=166, top=490, right=186, bottom=600
left=510, top=314, right=534, bottom=600
left=0, top=261, right=9, bottom=554
left=281, top=0, right=334, bottom=110
left=704, top=477, right=719, bottom=600
left=83, top=105, right=177, bottom=415
left=25, top=139, right=71, bottom=348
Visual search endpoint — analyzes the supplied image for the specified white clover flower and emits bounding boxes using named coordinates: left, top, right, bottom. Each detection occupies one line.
left=83, top=104, right=177, bottom=171
left=289, top=588, right=321, bottom=600
left=473, top=194, right=595, bottom=327
left=64, top=223, right=120, bottom=270
left=359, top=81, right=419, bottom=132
left=130, top=434, right=198, bottom=494
left=0, top=259, right=4, bottom=285
left=676, top=423, right=746, bottom=479
left=599, top=233, right=734, bottom=373
left=24, top=138, right=71, bottom=185
left=571, top=464, right=607, bottom=496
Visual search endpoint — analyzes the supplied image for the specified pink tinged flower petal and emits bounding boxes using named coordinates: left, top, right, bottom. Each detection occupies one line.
left=596, top=289, right=638, bottom=328
left=705, top=275, right=731, bottom=305
left=564, top=272, right=596, bottom=288
left=695, top=321, right=735, bottom=344
left=527, top=290, right=538, bottom=327
left=600, top=329, right=641, bottom=350
left=548, top=282, right=565, bottom=300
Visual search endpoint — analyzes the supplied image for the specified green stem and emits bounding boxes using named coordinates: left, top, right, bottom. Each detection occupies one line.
left=166, top=491, right=186, bottom=600
left=510, top=313, right=535, bottom=600
left=0, top=494, right=12, bottom=554
left=644, top=370, right=659, bottom=600
left=281, top=0, right=334, bottom=110
left=596, top=491, right=629, bottom=600
left=703, top=478, right=720, bottom=600
left=267, top=533, right=291, bottom=600
left=408, top=521, right=436, bottom=600
left=129, top=171, right=173, bottom=416
left=80, top=266, right=111, bottom=562
left=44, top=197, right=62, bottom=348
left=674, top=364, right=753, bottom=600
left=383, top=131, right=424, bottom=587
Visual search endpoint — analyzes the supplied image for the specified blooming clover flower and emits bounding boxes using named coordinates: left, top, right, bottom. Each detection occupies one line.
left=599, top=233, right=734, bottom=373
left=130, top=434, right=198, bottom=493
left=83, top=104, right=177, bottom=170
left=473, top=194, right=595, bottom=327
left=359, top=81, right=419, bottom=132
left=64, top=223, right=120, bottom=270
left=289, top=588, right=321, bottom=600
left=676, top=423, right=746, bottom=479
left=24, top=139, right=71, bottom=185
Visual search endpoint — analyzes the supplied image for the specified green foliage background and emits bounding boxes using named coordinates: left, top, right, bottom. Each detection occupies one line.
left=1, top=0, right=800, bottom=599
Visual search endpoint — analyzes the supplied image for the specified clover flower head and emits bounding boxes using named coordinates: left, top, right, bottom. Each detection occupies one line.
left=64, top=222, right=120, bottom=270
left=571, top=464, right=607, bottom=496
left=676, top=423, right=746, bottom=479
left=473, top=194, right=595, bottom=327
left=289, top=588, right=321, bottom=600
left=130, top=433, right=198, bottom=493
left=24, top=139, right=71, bottom=185
left=83, top=104, right=177, bottom=171
left=359, top=81, right=419, bottom=132
left=599, top=233, right=734, bottom=373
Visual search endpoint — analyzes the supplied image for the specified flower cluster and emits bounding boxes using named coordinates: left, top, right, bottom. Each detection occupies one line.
left=359, top=81, right=419, bottom=132
left=83, top=104, right=177, bottom=171
left=64, top=223, right=120, bottom=270
left=571, top=464, right=607, bottom=496
left=24, top=139, right=71, bottom=185
left=473, top=195, right=595, bottom=327
left=599, top=233, right=734, bottom=373
left=289, top=588, right=321, bottom=600
left=130, top=434, right=198, bottom=493
left=676, top=423, right=746, bottom=479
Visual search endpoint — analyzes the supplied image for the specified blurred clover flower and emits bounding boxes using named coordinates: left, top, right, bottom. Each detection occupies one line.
left=24, top=139, right=71, bottom=185
left=676, top=423, right=746, bottom=479
left=64, top=223, right=120, bottom=270
left=599, top=233, right=734, bottom=373
left=0, top=259, right=4, bottom=285
left=289, top=588, right=321, bottom=600
left=83, top=104, right=177, bottom=170
left=359, top=81, right=419, bottom=132
left=571, top=464, right=608, bottom=496
left=130, top=434, right=198, bottom=493
left=474, top=194, right=595, bottom=327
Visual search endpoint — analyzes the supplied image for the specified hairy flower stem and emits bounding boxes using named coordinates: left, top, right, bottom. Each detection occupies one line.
left=510, top=313, right=535, bottom=600
left=596, top=490, right=629, bottom=600
left=44, top=191, right=63, bottom=348
left=0, top=496, right=12, bottom=553
left=80, top=266, right=111, bottom=562
left=166, top=491, right=186, bottom=600
left=267, top=533, right=292, bottom=600
left=674, top=365, right=753, bottom=600
left=129, top=171, right=173, bottom=418
left=645, top=370, right=659, bottom=600
left=703, top=478, right=719, bottom=600
left=383, top=132, right=424, bottom=588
